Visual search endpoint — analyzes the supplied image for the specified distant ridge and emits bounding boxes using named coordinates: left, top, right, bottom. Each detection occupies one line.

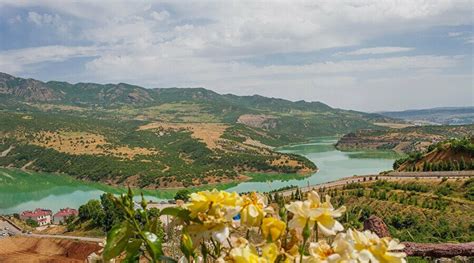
left=378, top=106, right=474, bottom=125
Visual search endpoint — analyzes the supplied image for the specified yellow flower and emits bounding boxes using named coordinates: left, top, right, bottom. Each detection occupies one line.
left=262, top=217, right=286, bottom=242
left=305, top=240, right=344, bottom=263
left=229, top=238, right=260, bottom=263
left=186, top=213, right=230, bottom=244
left=345, top=229, right=406, bottom=263
left=186, top=189, right=242, bottom=218
left=184, top=190, right=242, bottom=245
left=240, top=192, right=267, bottom=227
left=262, top=243, right=279, bottom=262
left=285, top=200, right=317, bottom=230
left=311, top=193, right=345, bottom=236
left=286, top=191, right=345, bottom=236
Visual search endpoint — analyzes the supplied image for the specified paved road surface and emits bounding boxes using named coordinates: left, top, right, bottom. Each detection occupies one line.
left=0, top=217, right=103, bottom=242
left=0, top=217, right=22, bottom=238
left=279, top=171, right=474, bottom=197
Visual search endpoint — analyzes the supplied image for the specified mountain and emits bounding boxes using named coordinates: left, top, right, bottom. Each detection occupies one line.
left=336, top=125, right=474, bottom=154
left=0, top=72, right=394, bottom=140
left=378, top=107, right=474, bottom=125
left=393, top=137, right=474, bottom=172
left=0, top=72, right=395, bottom=188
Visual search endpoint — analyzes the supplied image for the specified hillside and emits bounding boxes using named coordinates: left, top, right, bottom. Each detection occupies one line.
left=0, top=72, right=404, bottom=188
left=0, top=236, right=101, bottom=262
left=379, top=107, right=474, bottom=125
left=335, top=125, right=474, bottom=154
left=393, top=137, right=474, bottom=172
left=328, top=178, right=474, bottom=243
left=0, top=111, right=318, bottom=188
left=0, top=72, right=392, bottom=141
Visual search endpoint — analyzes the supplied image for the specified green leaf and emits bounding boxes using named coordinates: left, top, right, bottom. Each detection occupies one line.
left=145, top=217, right=158, bottom=234
left=159, top=207, right=185, bottom=217
left=142, top=231, right=163, bottom=260
left=103, top=221, right=132, bottom=260
left=123, top=239, right=142, bottom=262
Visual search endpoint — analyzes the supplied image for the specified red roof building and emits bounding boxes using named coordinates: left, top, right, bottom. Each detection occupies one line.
left=20, top=208, right=52, bottom=226
left=53, top=208, right=78, bottom=224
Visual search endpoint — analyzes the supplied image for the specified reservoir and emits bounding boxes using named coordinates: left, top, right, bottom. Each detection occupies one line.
left=0, top=137, right=396, bottom=214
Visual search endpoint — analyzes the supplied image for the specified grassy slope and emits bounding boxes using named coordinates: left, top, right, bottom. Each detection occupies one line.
left=336, top=124, right=474, bottom=154
left=0, top=111, right=316, bottom=188
left=393, top=138, right=474, bottom=171
left=304, top=178, right=474, bottom=243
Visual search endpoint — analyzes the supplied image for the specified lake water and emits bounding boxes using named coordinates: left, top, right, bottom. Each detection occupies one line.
left=0, top=137, right=396, bottom=214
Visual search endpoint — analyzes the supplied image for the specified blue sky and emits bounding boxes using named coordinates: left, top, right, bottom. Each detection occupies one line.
left=0, top=0, right=472, bottom=111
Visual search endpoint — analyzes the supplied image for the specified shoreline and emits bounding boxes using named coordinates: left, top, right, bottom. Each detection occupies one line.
left=0, top=165, right=318, bottom=191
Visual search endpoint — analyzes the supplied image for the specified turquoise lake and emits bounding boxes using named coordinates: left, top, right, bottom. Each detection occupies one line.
left=0, top=137, right=396, bottom=214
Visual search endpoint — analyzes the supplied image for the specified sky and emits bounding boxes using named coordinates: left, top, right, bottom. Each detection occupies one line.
left=0, top=0, right=472, bottom=112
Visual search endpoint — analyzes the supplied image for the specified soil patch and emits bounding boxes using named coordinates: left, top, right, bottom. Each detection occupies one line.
left=0, top=236, right=101, bottom=263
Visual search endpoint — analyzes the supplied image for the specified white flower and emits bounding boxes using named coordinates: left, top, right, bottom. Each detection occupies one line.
left=286, top=191, right=345, bottom=236
left=344, top=229, right=406, bottom=263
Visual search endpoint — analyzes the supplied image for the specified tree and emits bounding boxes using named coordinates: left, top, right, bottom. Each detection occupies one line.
left=460, top=157, right=466, bottom=170
left=25, top=218, right=39, bottom=227
left=66, top=215, right=77, bottom=232
left=101, top=193, right=124, bottom=231
left=78, top=199, right=105, bottom=227
left=174, top=189, right=191, bottom=202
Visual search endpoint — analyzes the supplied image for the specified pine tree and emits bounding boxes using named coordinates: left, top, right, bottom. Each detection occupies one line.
left=460, top=157, right=466, bottom=170
left=423, top=162, right=428, bottom=171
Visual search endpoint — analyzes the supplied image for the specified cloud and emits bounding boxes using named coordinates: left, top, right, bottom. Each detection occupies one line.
left=448, top=31, right=463, bottom=37
left=341, top=47, right=415, bottom=56
left=151, top=10, right=170, bottom=21
left=0, top=0, right=472, bottom=111
left=7, top=15, right=22, bottom=24
left=0, top=46, right=99, bottom=74
left=26, top=11, right=71, bottom=35
left=27, top=11, right=59, bottom=26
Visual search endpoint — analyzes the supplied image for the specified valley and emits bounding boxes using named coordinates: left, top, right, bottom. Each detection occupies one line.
left=0, top=137, right=397, bottom=214
left=0, top=72, right=397, bottom=188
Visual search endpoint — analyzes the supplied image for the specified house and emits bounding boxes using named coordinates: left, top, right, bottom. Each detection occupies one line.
left=53, top=208, right=78, bottom=224
left=20, top=208, right=52, bottom=226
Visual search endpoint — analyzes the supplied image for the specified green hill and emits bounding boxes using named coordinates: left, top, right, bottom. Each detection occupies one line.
left=393, top=137, right=474, bottom=171
left=336, top=125, right=474, bottom=154
left=0, top=72, right=398, bottom=188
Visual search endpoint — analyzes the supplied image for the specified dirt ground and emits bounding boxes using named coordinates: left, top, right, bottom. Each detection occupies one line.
left=138, top=122, right=228, bottom=149
left=0, top=236, right=101, bottom=263
left=20, top=130, right=157, bottom=159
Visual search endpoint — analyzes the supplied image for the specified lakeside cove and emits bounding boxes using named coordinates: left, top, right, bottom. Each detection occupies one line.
left=0, top=137, right=398, bottom=214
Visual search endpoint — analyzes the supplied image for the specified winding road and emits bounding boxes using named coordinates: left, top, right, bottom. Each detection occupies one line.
left=278, top=171, right=474, bottom=197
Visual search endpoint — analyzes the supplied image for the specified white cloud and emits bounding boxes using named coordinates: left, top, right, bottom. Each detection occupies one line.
left=342, top=47, right=415, bottom=56
left=0, top=46, right=99, bottom=74
left=448, top=31, right=463, bottom=37
left=26, top=11, right=70, bottom=34
left=151, top=10, right=169, bottom=21
left=7, top=15, right=22, bottom=24
left=0, top=0, right=472, bottom=110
